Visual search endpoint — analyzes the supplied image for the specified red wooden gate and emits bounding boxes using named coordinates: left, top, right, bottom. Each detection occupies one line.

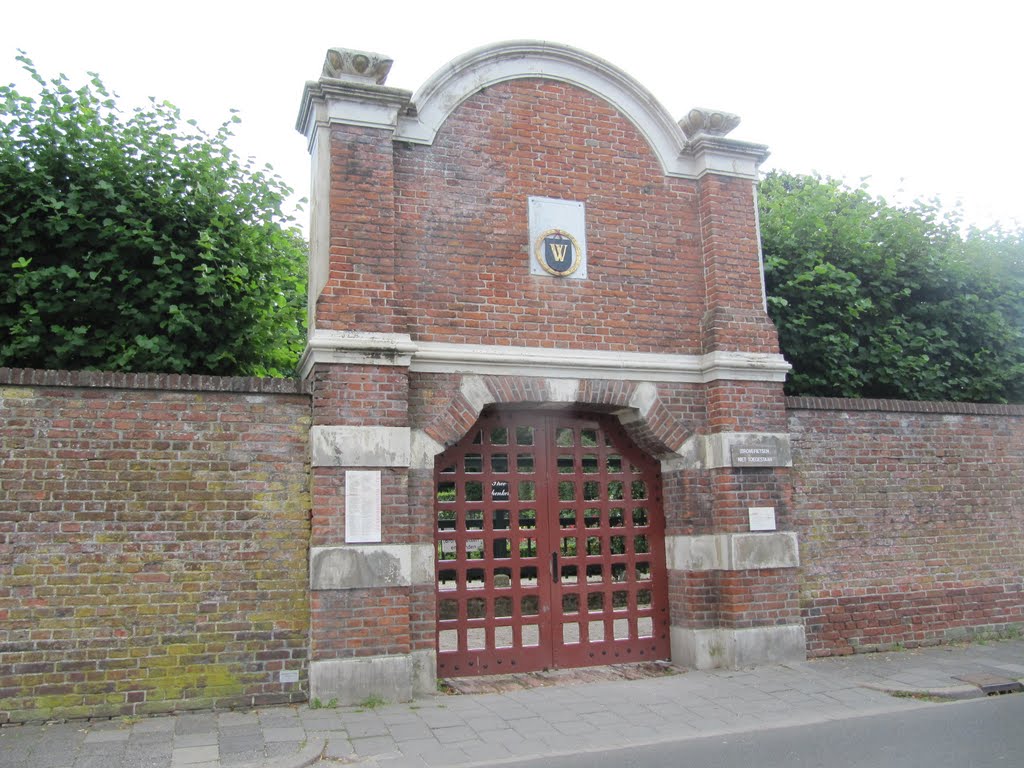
left=435, top=410, right=669, bottom=676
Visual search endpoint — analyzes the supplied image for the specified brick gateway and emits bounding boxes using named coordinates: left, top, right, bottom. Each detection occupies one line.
left=299, top=41, right=809, bottom=705
left=1, top=42, right=1021, bottom=722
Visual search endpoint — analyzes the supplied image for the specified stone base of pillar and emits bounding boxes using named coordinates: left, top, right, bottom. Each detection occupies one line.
left=671, top=625, right=806, bottom=669
left=309, top=650, right=436, bottom=706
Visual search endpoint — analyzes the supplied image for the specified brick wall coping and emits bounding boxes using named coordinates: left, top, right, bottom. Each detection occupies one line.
left=0, top=367, right=310, bottom=396
left=786, top=396, right=1024, bottom=417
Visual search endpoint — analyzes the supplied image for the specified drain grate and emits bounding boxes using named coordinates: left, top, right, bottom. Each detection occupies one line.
left=953, top=673, right=1024, bottom=696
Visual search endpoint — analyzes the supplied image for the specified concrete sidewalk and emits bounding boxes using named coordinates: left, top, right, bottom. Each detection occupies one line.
left=2, top=638, right=1022, bottom=768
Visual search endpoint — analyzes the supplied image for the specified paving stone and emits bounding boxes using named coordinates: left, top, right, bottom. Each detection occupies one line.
left=387, top=721, right=434, bottom=741
left=264, top=741, right=305, bottom=759
left=170, top=744, right=218, bottom=765
left=489, top=736, right=540, bottom=756
left=261, top=725, right=305, bottom=743
left=217, top=711, right=259, bottom=726
left=122, top=749, right=173, bottom=768
left=174, top=732, right=219, bottom=749
left=458, top=740, right=515, bottom=763
left=351, top=735, right=402, bottom=758
left=508, top=716, right=559, bottom=739
left=73, top=753, right=122, bottom=768
left=132, top=718, right=176, bottom=734
left=173, top=716, right=217, bottom=737
left=219, top=737, right=265, bottom=755
left=322, top=735, right=356, bottom=760
left=76, top=742, right=128, bottom=759
left=371, top=755, right=434, bottom=768
left=28, top=744, right=84, bottom=765
left=395, top=736, right=446, bottom=756
left=420, top=746, right=469, bottom=767
left=465, top=716, right=512, bottom=733
left=551, top=719, right=598, bottom=736
left=218, top=750, right=263, bottom=767
left=345, top=719, right=394, bottom=739
left=258, top=711, right=301, bottom=726
left=299, top=709, right=345, bottom=729
left=218, top=724, right=261, bottom=740
left=431, top=725, right=481, bottom=745
left=129, top=731, right=174, bottom=747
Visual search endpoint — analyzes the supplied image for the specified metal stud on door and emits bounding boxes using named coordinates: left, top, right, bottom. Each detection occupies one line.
left=435, top=411, right=669, bottom=676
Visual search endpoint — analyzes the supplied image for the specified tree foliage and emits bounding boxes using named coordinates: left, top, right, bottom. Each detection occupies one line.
left=759, top=171, right=1024, bottom=402
left=0, top=54, right=306, bottom=376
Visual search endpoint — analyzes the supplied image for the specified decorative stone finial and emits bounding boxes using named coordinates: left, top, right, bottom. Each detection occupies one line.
left=679, top=108, right=741, bottom=139
left=322, top=48, right=393, bottom=85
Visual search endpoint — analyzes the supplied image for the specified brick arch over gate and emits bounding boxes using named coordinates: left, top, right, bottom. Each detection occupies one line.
left=417, top=375, right=692, bottom=462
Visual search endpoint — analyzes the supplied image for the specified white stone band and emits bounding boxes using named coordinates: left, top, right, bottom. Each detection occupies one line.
left=309, top=544, right=434, bottom=590
left=671, top=625, right=806, bottom=670
left=672, top=432, right=792, bottom=470
left=311, top=426, right=411, bottom=468
left=665, top=532, right=800, bottom=571
left=300, top=331, right=791, bottom=384
left=309, top=650, right=435, bottom=705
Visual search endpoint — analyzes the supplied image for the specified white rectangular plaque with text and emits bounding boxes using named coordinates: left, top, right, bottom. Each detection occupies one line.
left=345, top=470, right=382, bottom=543
left=748, top=506, right=777, bottom=532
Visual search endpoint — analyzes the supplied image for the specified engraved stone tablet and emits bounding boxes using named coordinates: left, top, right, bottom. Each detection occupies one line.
left=345, top=470, right=382, bottom=543
left=731, top=444, right=782, bottom=466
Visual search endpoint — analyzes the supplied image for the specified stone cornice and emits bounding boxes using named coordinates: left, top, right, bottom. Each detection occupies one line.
left=295, top=78, right=412, bottom=142
left=687, top=134, right=771, bottom=179
left=299, top=332, right=790, bottom=384
left=296, top=41, right=770, bottom=181
left=394, top=41, right=687, bottom=173
left=298, top=331, right=418, bottom=379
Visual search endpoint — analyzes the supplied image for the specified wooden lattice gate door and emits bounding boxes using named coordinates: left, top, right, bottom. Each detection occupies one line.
left=435, top=410, right=669, bottom=676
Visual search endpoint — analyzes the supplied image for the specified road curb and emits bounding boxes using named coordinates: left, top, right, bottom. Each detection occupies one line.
left=859, top=682, right=983, bottom=701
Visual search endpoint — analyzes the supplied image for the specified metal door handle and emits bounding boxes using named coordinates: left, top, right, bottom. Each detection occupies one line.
left=550, top=552, right=558, bottom=583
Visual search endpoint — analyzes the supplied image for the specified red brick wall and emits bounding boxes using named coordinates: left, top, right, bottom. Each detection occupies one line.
left=697, top=174, right=779, bottom=354
left=788, top=397, right=1024, bottom=655
left=0, top=369, right=311, bottom=723
left=311, top=588, right=410, bottom=658
left=318, top=126, right=402, bottom=333
left=310, top=365, right=409, bottom=426
left=671, top=569, right=802, bottom=630
left=390, top=79, right=706, bottom=353
left=309, top=467, right=417, bottom=547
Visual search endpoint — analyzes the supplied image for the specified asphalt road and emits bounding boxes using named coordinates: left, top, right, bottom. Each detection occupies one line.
left=484, top=692, right=1024, bottom=768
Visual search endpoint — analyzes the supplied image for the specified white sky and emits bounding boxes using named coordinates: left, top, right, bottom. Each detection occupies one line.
left=4, top=0, right=1021, bottom=232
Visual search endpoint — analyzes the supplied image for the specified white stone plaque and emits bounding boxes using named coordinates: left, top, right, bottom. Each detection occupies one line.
left=528, top=196, right=587, bottom=279
left=748, top=506, right=777, bottom=532
left=345, top=470, right=382, bottom=543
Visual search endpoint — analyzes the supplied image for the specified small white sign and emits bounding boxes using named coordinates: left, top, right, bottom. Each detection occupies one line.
left=440, top=539, right=484, bottom=555
left=345, top=470, right=382, bottom=543
left=748, top=506, right=777, bottom=532
left=279, top=670, right=299, bottom=683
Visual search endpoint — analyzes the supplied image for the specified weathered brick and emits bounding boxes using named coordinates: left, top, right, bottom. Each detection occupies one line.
left=789, top=398, right=1024, bottom=655
left=0, top=372, right=311, bottom=723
